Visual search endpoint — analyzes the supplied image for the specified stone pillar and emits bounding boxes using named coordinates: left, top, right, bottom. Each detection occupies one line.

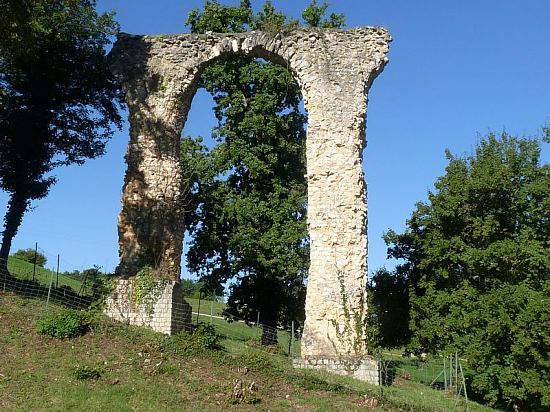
left=115, top=82, right=186, bottom=280
left=299, top=79, right=372, bottom=368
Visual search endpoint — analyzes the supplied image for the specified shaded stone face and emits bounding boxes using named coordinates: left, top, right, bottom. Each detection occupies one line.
left=109, top=27, right=390, bottom=367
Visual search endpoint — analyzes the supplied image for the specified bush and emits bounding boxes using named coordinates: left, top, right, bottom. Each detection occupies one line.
left=37, top=310, right=91, bottom=339
left=73, top=365, right=102, bottom=381
left=167, top=323, right=222, bottom=355
left=12, top=248, right=47, bottom=267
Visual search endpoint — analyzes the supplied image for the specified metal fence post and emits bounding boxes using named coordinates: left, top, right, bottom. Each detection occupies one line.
left=210, top=301, right=213, bottom=324
left=32, top=242, right=38, bottom=282
left=288, top=321, right=294, bottom=358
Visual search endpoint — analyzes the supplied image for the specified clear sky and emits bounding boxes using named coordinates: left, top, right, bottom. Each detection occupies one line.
left=2, top=0, right=549, bottom=277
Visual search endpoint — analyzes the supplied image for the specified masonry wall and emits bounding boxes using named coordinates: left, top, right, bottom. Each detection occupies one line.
left=293, top=357, right=379, bottom=385
left=104, top=279, right=192, bottom=334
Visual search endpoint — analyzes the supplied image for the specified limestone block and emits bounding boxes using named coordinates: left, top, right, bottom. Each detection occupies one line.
left=293, top=356, right=379, bottom=386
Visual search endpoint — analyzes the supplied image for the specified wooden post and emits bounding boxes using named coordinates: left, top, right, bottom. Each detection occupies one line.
left=196, top=290, right=202, bottom=325
left=55, top=254, right=60, bottom=288
left=288, top=321, right=294, bottom=358
left=443, top=356, right=447, bottom=391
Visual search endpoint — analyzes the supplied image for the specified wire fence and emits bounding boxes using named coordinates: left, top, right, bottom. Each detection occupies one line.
left=1, top=256, right=302, bottom=361
left=1, top=256, right=476, bottom=411
left=378, top=350, right=473, bottom=411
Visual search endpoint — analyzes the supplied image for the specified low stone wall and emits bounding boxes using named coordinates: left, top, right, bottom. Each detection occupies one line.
left=104, top=279, right=192, bottom=334
left=293, top=357, right=379, bottom=385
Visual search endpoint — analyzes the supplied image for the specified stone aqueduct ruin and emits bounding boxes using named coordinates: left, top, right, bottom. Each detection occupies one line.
left=107, top=27, right=390, bottom=382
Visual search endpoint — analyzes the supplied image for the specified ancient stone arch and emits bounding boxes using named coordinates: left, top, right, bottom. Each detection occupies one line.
left=108, top=27, right=390, bottom=382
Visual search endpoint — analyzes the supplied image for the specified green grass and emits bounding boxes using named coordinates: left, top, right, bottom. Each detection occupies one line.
left=185, top=298, right=298, bottom=356
left=0, top=291, right=497, bottom=411
left=185, top=297, right=226, bottom=317
left=7, top=257, right=89, bottom=295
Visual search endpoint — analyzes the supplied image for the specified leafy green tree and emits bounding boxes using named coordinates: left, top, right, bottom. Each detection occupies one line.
left=302, top=0, right=344, bottom=28
left=0, top=0, right=122, bottom=268
left=12, top=248, right=47, bottom=267
left=368, top=267, right=410, bottom=349
left=183, top=0, right=343, bottom=344
left=381, top=132, right=550, bottom=410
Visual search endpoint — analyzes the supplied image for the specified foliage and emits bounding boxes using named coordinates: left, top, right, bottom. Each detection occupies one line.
left=380, top=132, right=550, bottom=410
left=37, top=309, right=91, bottom=339
left=328, top=269, right=367, bottom=369
left=368, top=267, right=410, bottom=349
left=132, top=266, right=168, bottom=315
left=73, top=365, right=102, bottom=381
left=0, top=0, right=122, bottom=265
left=166, top=323, right=222, bottom=355
left=12, top=248, right=47, bottom=267
left=183, top=0, right=344, bottom=345
left=180, top=278, right=216, bottom=299
left=302, top=0, right=345, bottom=28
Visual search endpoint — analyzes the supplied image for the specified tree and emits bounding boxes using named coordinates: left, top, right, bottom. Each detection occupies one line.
left=368, top=267, right=410, bottom=349
left=0, top=0, right=122, bottom=268
left=12, top=248, right=47, bottom=267
left=381, top=132, right=550, bottom=410
left=183, top=0, right=343, bottom=345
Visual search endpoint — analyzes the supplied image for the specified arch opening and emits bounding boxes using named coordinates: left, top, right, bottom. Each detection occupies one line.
left=179, top=53, right=309, bottom=346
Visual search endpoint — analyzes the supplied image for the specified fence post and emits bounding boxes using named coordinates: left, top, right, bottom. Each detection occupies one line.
left=455, top=352, right=458, bottom=394
left=46, top=270, right=55, bottom=309
left=196, top=290, right=202, bottom=325
left=443, top=356, right=447, bottom=391
left=32, top=242, right=38, bottom=282
left=210, top=301, right=213, bottom=324
left=459, top=361, right=469, bottom=405
left=288, top=321, right=294, bottom=358
left=256, top=311, right=260, bottom=337
left=55, top=255, right=60, bottom=288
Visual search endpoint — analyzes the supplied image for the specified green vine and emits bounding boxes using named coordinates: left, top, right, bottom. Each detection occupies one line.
left=328, top=269, right=367, bottom=373
left=132, top=266, right=168, bottom=316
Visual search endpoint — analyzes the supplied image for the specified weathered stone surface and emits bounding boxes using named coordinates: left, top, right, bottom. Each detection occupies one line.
left=293, top=357, right=379, bottom=385
left=108, top=27, right=390, bottom=368
left=104, top=279, right=192, bottom=334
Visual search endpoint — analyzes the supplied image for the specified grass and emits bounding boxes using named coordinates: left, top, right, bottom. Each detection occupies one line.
left=0, top=291, right=497, bottom=411
left=185, top=298, right=298, bottom=356
left=185, top=297, right=226, bottom=317
left=6, top=257, right=90, bottom=295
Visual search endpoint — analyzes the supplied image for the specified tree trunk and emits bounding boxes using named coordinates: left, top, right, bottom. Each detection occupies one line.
left=0, top=193, right=28, bottom=272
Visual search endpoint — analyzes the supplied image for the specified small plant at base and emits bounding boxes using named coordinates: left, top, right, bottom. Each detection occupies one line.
left=132, top=266, right=168, bottom=316
left=37, top=310, right=91, bottom=339
left=228, top=379, right=260, bottom=405
left=73, top=365, right=102, bottom=381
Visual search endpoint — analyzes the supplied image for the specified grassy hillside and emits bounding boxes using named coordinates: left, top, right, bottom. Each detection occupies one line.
left=7, top=257, right=89, bottom=295
left=0, top=291, right=496, bottom=411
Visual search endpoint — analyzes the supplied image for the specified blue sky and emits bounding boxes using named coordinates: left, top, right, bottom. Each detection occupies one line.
left=1, top=0, right=549, bottom=277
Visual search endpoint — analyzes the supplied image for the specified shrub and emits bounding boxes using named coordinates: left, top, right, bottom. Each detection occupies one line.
left=167, top=323, right=222, bottom=355
left=37, top=310, right=90, bottom=339
left=73, top=365, right=102, bottom=381
left=12, top=248, right=47, bottom=267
